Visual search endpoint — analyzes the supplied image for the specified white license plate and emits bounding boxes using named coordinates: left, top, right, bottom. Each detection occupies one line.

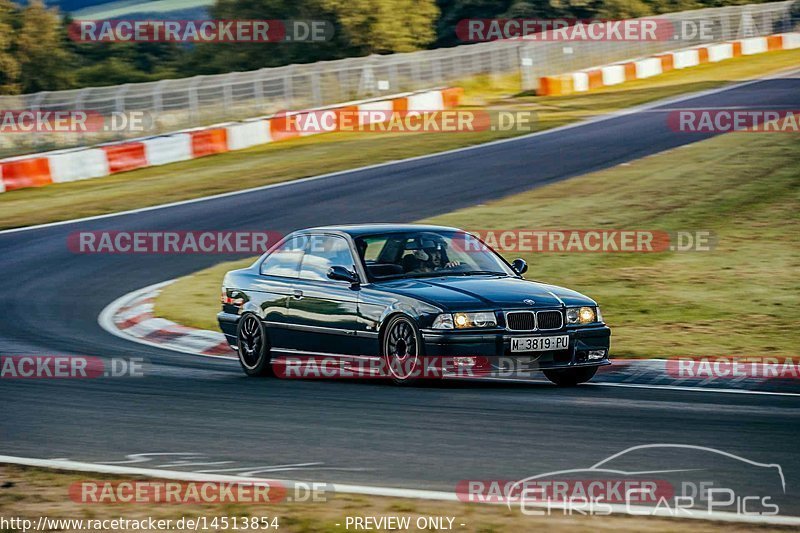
left=510, top=335, right=569, bottom=352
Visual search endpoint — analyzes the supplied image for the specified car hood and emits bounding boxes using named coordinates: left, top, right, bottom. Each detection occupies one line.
left=376, top=275, right=596, bottom=311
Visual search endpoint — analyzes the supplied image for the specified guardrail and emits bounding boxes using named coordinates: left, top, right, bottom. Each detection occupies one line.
left=0, top=88, right=462, bottom=193
left=0, top=0, right=795, bottom=157
left=537, top=32, right=800, bottom=95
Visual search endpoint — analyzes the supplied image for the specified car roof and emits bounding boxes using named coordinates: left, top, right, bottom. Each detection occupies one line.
left=298, top=224, right=462, bottom=237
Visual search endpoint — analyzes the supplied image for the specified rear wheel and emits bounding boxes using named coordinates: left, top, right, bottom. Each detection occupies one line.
left=236, top=313, right=273, bottom=377
left=382, top=315, right=423, bottom=385
left=544, top=366, right=597, bottom=386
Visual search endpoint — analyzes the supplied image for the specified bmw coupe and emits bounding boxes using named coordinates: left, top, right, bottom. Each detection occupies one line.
left=218, top=224, right=611, bottom=385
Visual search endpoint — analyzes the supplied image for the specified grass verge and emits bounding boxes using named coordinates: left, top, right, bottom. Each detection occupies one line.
left=0, top=49, right=798, bottom=230
left=1, top=465, right=793, bottom=532
left=154, top=131, right=800, bottom=359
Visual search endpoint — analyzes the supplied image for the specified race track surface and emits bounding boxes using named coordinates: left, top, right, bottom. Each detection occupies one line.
left=2, top=73, right=799, bottom=515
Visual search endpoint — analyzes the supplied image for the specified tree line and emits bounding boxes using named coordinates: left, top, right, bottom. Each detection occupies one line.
left=0, top=0, right=777, bottom=94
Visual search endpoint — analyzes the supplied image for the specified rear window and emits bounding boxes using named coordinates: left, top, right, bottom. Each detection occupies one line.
left=259, top=235, right=308, bottom=278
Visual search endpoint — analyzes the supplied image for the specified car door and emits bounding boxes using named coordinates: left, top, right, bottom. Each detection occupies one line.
left=287, top=234, right=361, bottom=355
left=255, top=234, right=307, bottom=350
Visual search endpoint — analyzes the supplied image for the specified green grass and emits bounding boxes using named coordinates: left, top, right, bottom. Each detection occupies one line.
left=1, top=48, right=798, bottom=230
left=155, top=131, right=800, bottom=359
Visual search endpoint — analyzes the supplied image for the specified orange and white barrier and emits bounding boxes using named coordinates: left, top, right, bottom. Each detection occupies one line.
left=0, top=156, right=52, bottom=191
left=226, top=119, right=271, bottom=150
left=408, top=90, right=445, bottom=111
left=707, top=43, right=734, bottom=62
left=538, top=32, right=799, bottom=96
left=634, top=57, right=663, bottom=79
left=782, top=33, right=800, bottom=49
left=572, top=72, right=589, bottom=92
left=0, top=87, right=462, bottom=193
left=357, top=100, right=395, bottom=126
left=103, top=142, right=148, bottom=174
left=672, top=49, right=700, bottom=69
left=190, top=127, right=228, bottom=157
left=49, top=148, right=110, bottom=183
left=601, top=64, right=627, bottom=86
left=143, top=134, right=193, bottom=166
left=740, top=36, right=768, bottom=55
left=440, top=87, right=464, bottom=109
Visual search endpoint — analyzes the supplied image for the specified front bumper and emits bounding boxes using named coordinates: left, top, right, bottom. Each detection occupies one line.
left=420, top=325, right=611, bottom=373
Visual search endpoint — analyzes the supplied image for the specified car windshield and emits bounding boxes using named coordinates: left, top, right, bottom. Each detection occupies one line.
left=354, top=230, right=515, bottom=281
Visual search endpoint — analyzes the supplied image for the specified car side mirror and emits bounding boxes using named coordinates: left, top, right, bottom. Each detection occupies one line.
left=511, top=258, right=528, bottom=275
left=328, top=266, right=359, bottom=284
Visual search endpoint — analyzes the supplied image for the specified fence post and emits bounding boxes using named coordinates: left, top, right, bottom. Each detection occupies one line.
left=188, top=76, right=203, bottom=127
left=284, top=66, right=294, bottom=110
left=311, top=70, right=322, bottom=107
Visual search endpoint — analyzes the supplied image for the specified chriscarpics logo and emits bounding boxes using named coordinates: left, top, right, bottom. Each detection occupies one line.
left=458, top=444, right=786, bottom=518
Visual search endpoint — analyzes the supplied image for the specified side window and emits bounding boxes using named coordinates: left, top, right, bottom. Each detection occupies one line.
left=259, top=235, right=307, bottom=277
left=360, top=236, right=389, bottom=262
left=299, top=235, right=356, bottom=281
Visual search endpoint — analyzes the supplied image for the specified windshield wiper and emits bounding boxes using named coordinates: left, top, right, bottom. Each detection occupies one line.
left=449, top=270, right=507, bottom=276
left=375, top=270, right=507, bottom=281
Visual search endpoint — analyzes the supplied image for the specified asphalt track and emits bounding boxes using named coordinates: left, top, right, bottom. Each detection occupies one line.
left=1, top=72, right=799, bottom=517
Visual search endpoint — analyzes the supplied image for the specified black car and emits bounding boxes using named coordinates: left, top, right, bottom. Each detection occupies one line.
left=218, top=224, right=611, bottom=385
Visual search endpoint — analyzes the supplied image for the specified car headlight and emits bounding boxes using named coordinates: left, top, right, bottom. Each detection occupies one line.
left=454, top=312, right=497, bottom=329
left=566, top=306, right=598, bottom=325
left=431, top=312, right=497, bottom=329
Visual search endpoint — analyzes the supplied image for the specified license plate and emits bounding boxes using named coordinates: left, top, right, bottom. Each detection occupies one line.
left=510, top=335, right=569, bottom=352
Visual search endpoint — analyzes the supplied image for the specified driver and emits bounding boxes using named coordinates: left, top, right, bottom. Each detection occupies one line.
left=411, top=235, right=461, bottom=272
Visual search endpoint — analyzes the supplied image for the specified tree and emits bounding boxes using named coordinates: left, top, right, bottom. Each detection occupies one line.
left=182, top=0, right=355, bottom=74
left=0, top=0, right=19, bottom=94
left=323, top=0, right=440, bottom=53
left=15, top=0, right=75, bottom=93
left=434, top=0, right=513, bottom=47
left=593, top=0, right=653, bottom=18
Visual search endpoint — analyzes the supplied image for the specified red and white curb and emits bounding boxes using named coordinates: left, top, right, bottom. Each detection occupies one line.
left=98, top=280, right=235, bottom=359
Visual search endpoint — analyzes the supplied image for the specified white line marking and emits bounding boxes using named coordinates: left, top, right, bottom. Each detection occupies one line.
left=155, top=460, right=234, bottom=468
left=1, top=455, right=799, bottom=526
left=467, top=377, right=800, bottom=397
left=101, top=452, right=203, bottom=464
left=193, top=463, right=323, bottom=474
left=2, top=67, right=799, bottom=237
left=587, top=381, right=800, bottom=397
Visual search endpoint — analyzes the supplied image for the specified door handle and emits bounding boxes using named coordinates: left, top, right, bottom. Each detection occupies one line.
left=292, top=289, right=303, bottom=300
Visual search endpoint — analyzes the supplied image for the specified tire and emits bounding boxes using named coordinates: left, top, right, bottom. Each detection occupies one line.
left=236, top=313, right=273, bottom=377
left=544, top=366, right=598, bottom=386
left=382, top=315, right=423, bottom=385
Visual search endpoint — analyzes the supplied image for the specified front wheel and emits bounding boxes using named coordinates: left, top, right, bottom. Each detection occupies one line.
left=236, top=313, right=273, bottom=377
left=382, top=315, right=423, bottom=385
left=543, top=366, right=598, bottom=386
